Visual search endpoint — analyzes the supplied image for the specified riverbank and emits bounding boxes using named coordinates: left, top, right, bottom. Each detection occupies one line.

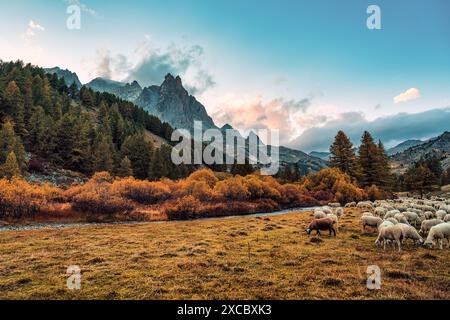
left=0, top=206, right=317, bottom=232
left=0, top=208, right=448, bottom=299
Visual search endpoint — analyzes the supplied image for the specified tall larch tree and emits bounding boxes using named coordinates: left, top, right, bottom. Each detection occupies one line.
left=329, top=130, right=358, bottom=179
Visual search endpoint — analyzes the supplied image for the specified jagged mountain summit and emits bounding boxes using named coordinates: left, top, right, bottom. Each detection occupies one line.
left=85, top=73, right=217, bottom=132
left=44, top=67, right=82, bottom=88
left=47, top=67, right=329, bottom=172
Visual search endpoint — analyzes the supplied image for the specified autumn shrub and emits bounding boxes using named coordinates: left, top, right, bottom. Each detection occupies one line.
left=112, top=177, right=171, bottom=204
left=164, top=195, right=201, bottom=220
left=0, top=178, right=46, bottom=218
left=366, top=184, right=384, bottom=202
left=175, top=179, right=216, bottom=202
left=332, top=178, right=366, bottom=204
left=67, top=172, right=133, bottom=215
left=214, top=176, right=250, bottom=201
left=186, top=168, right=218, bottom=188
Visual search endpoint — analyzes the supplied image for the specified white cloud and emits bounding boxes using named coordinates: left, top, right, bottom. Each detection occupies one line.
left=394, top=87, right=421, bottom=103
left=23, top=20, right=45, bottom=40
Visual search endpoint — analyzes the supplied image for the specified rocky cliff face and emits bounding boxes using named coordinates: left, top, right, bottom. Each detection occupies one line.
left=135, top=74, right=217, bottom=131
left=44, top=67, right=82, bottom=88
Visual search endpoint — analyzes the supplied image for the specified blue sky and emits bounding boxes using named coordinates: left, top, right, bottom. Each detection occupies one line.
left=1, top=0, right=449, bottom=151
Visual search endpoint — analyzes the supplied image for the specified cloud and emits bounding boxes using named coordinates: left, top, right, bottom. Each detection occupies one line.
left=211, top=94, right=316, bottom=145
left=128, top=41, right=215, bottom=94
left=289, top=107, right=450, bottom=152
left=23, top=20, right=45, bottom=40
left=394, top=88, right=421, bottom=103
left=90, top=39, right=215, bottom=94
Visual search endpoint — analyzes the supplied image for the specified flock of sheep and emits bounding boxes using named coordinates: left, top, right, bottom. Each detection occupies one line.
left=306, top=197, right=450, bottom=251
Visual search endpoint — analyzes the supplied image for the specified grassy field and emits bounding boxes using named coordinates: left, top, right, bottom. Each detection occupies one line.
left=0, top=208, right=449, bottom=300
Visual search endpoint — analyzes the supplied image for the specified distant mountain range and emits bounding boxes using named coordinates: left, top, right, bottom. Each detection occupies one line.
left=309, top=151, right=330, bottom=161
left=387, top=139, right=424, bottom=156
left=390, top=132, right=450, bottom=171
left=45, top=67, right=328, bottom=173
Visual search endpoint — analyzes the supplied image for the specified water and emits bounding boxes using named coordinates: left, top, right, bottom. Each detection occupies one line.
left=0, top=206, right=318, bottom=232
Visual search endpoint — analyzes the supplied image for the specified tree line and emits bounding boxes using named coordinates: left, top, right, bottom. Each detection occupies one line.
left=0, top=60, right=193, bottom=180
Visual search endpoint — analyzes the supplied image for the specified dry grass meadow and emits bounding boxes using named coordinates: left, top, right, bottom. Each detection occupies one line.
left=0, top=208, right=449, bottom=300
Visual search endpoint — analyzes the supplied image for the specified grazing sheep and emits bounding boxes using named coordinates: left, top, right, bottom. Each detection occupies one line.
left=384, top=210, right=400, bottom=220
left=385, top=217, right=399, bottom=225
left=424, top=223, right=450, bottom=249
left=375, top=225, right=403, bottom=251
left=328, top=202, right=341, bottom=208
left=420, top=219, right=444, bottom=235
left=334, top=207, right=344, bottom=217
left=313, top=210, right=327, bottom=219
left=403, top=211, right=420, bottom=227
left=444, top=214, right=450, bottom=222
left=396, top=223, right=424, bottom=245
left=378, top=220, right=394, bottom=232
left=345, top=202, right=356, bottom=208
left=321, top=206, right=332, bottom=215
left=361, top=216, right=383, bottom=232
left=326, top=213, right=339, bottom=231
left=362, top=211, right=374, bottom=217
left=306, top=218, right=336, bottom=237
left=436, top=210, right=447, bottom=220
left=394, top=213, right=410, bottom=225
left=374, top=207, right=386, bottom=217
left=357, top=201, right=374, bottom=211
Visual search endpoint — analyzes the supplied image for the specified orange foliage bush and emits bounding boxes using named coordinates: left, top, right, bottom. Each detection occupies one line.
left=214, top=176, right=250, bottom=201
left=67, top=172, right=133, bottom=215
left=186, top=168, right=218, bottom=188
left=112, top=177, right=171, bottom=204
left=0, top=178, right=47, bottom=218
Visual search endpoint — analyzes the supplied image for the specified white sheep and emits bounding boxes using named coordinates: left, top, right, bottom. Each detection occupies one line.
left=326, top=213, right=339, bottom=231
left=385, top=217, right=399, bottom=225
left=361, top=216, right=383, bottom=232
left=313, top=210, right=327, bottom=219
left=345, top=202, right=356, bottom=208
left=436, top=210, right=447, bottom=220
left=362, top=211, right=374, bottom=217
left=444, top=214, right=450, bottom=222
left=403, top=211, right=420, bottom=227
left=384, top=210, right=400, bottom=220
left=378, top=220, right=394, bottom=232
left=374, top=207, right=386, bottom=217
left=375, top=225, right=403, bottom=251
left=396, top=223, right=424, bottom=245
left=334, top=207, right=344, bottom=217
left=420, top=219, right=444, bottom=235
left=328, top=202, right=341, bottom=208
left=424, top=223, right=450, bottom=249
left=394, top=213, right=410, bottom=225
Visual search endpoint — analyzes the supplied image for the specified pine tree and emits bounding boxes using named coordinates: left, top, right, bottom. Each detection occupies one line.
left=405, top=163, right=436, bottom=198
left=375, top=140, right=393, bottom=190
left=3, top=81, right=26, bottom=137
left=120, top=134, right=153, bottom=179
left=357, top=131, right=380, bottom=187
left=0, top=120, right=26, bottom=171
left=92, top=131, right=116, bottom=173
left=117, top=156, right=133, bottom=177
left=0, top=151, right=21, bottom=179
left=329, top=130, right=358, bottom=179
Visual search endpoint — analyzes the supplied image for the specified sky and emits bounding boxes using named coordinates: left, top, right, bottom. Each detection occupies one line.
left=1, top=0, right=449, bottom=151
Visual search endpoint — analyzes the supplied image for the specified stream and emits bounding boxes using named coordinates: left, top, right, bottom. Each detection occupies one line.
left=0, top=206, right=319, bottom=232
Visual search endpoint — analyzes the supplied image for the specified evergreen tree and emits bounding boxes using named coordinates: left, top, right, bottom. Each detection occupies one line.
left=0, top=151, right=21, bottom=179
left=120, top=134, right=153, bottom=179
left=405, top=163, right=436, bottom=198
left=375, top=140, right=393, bottom=190
left=117, top=156, right=133, bottom=177
left=3, top=81, right=26, bottom=137
left=357, top=131, right=380, bottom=187
left=92, top=131, right=116, bottom=173
left=329, top=130, right=358, bottom=179
left=0, top=120, right=26, bottom=171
